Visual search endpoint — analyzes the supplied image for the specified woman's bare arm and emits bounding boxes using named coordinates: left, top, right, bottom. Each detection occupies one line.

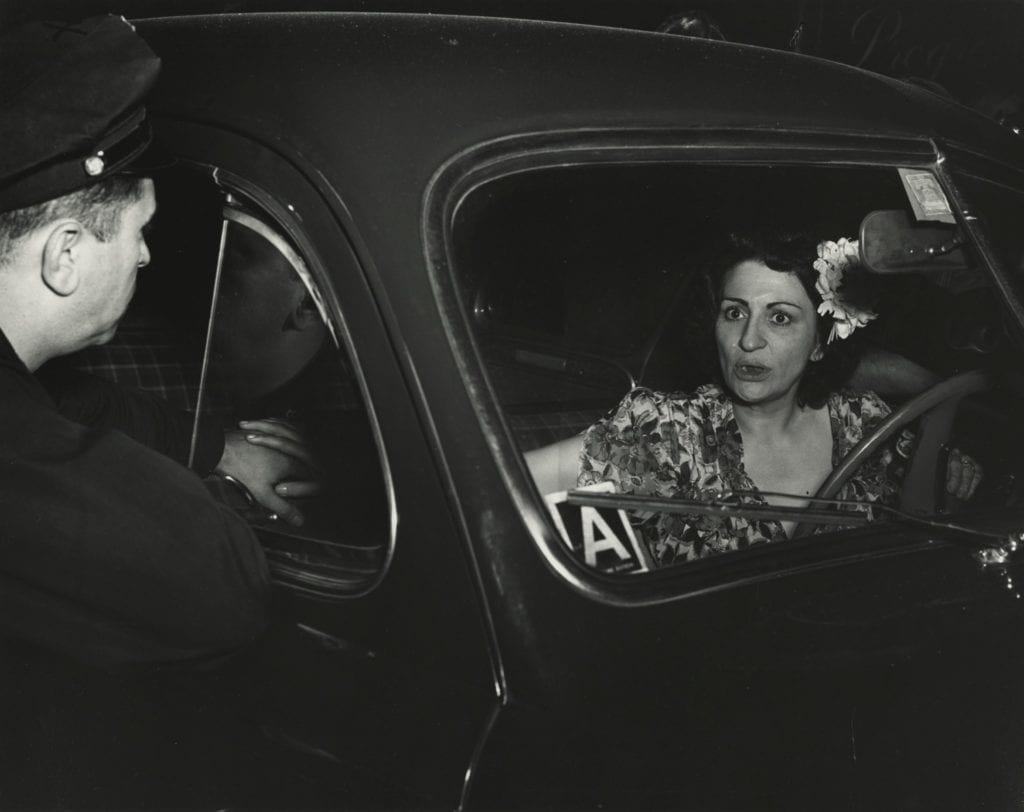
left=524, top=433, right=587, bottom=495
left=851, top=349, right=939, bottom=399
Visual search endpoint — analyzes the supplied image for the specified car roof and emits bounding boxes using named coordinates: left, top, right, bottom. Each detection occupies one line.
left=141, top=11, right=1023, bottom=173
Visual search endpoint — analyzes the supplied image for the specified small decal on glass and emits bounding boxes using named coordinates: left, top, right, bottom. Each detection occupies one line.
left=898, top=168, right=956, bottom=224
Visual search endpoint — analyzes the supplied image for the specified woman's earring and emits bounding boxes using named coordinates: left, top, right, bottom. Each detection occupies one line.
left=810, top=346, right=824, bottom=362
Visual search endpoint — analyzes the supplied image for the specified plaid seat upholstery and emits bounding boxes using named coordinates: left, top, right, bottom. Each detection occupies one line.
left=67, top=329, right=363, bottom=415
left=72, top=331, right=600, bottom=445
left=67, top=328, right=201, bottom=411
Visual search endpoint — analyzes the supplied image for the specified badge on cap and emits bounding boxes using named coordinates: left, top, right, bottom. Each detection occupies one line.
left=0, top=15, right=160, bottom=213
left=84, top=152, right=106, bottom=177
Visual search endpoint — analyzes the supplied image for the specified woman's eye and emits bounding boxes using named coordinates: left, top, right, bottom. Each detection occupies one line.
left=769, top=311, right=792, bottom=325
left=722, top=306, right=744, bottom=320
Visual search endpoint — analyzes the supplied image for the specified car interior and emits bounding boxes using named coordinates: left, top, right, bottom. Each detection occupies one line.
left=38, top=158, right=1024, bottom=582
left=452, top=161, right=1024, bottom=571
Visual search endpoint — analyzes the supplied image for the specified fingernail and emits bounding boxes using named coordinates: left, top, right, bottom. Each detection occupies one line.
left=239, top=421, right=253, bottom=427
left=246, top=433, right=259, bottom=441
left=275, top=484, right=288, bottom=495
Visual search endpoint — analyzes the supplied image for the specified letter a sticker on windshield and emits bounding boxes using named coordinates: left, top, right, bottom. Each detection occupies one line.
left=544, top=483, right=653, bottom=573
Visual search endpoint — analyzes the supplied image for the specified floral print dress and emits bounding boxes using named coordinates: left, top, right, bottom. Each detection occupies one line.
left=578, top=384, right=898, bottom=566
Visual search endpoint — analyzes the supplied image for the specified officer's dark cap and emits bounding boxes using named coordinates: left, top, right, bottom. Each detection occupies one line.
left=0, top=14, right=161, bottom=214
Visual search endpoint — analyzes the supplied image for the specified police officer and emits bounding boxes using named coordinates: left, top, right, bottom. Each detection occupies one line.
left=0, top=15, right=273, bottom=668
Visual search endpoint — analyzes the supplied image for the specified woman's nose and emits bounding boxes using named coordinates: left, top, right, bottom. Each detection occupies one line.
left=739, top=317, right=766, bottom=351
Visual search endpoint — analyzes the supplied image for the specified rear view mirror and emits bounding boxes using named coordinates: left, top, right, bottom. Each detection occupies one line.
left=859, top=209, right=973, bottom=275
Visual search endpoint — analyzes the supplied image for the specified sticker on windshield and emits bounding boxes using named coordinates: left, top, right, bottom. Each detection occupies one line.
left=898, top=168, right=956, bottom=224
left=544, top=483, right=652, bottom=574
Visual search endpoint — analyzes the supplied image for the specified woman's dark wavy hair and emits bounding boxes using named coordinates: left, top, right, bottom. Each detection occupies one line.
left=705, top=231, right=870, bottom=409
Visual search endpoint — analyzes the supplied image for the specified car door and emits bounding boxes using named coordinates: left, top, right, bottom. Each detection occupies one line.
left=164, top=118, right=504, bottom=809
left=428, top=132, right=1024, bottom=809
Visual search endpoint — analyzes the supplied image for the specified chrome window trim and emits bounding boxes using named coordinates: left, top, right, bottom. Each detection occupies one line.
left=199, top=163, right=398, bottom=599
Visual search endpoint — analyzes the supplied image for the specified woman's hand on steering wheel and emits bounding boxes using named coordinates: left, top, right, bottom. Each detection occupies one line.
left=946, top=448, right=983, bottom=501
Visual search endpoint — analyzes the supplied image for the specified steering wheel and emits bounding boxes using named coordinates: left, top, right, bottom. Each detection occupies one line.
left=791, top=370, right=990, bottom=538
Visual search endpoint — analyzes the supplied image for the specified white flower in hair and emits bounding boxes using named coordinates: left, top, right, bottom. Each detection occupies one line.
left=813, top=237, right=877, bottom=343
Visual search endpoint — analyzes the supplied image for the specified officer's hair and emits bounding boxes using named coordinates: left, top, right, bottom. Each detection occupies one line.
left=0, top=176, right=147, bottom=264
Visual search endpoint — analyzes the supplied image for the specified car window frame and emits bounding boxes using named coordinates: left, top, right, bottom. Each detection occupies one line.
left=146, top=132, right=398, bottom=599
left=209, top=167, right=397, bottom=598
left=935, top=142, right=1024, bottom=344
left=426, top=126, right=1005, bottom=606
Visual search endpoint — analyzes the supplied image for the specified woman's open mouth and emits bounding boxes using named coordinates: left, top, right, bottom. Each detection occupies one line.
left=734, top=363, right=770, bottom=382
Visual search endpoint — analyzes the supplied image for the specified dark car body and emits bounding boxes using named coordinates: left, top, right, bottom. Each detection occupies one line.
left=6, top=11, right=1024, bottom=811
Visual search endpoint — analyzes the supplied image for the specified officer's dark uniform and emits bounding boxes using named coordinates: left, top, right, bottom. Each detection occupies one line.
left=0, top=15, right=270, bottom=669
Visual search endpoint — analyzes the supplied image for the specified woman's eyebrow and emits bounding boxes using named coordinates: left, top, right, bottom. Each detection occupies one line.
left=722, top=296, right=805, bottom=309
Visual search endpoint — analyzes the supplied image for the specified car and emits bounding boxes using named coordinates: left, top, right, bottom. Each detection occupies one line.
left=5, top=10, right=1024, bottom=811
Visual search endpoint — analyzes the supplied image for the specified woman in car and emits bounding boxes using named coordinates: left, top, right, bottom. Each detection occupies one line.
left=527, top=231, right=983, bottom=565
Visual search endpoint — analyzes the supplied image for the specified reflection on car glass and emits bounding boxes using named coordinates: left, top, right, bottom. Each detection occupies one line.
left=212, top=206, right=330, bottom=410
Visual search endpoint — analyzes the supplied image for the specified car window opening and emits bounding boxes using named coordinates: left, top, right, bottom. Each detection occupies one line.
left=451, top=161, right=1024, bottom=576
left=61, top=165, right=390, bottom=596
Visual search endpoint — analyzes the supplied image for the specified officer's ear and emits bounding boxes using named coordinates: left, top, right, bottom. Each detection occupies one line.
left=40, top=220, right=85, bottom=296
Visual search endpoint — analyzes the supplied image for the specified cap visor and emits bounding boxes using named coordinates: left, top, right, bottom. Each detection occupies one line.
left=119, top=136, right=176, bottom=175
